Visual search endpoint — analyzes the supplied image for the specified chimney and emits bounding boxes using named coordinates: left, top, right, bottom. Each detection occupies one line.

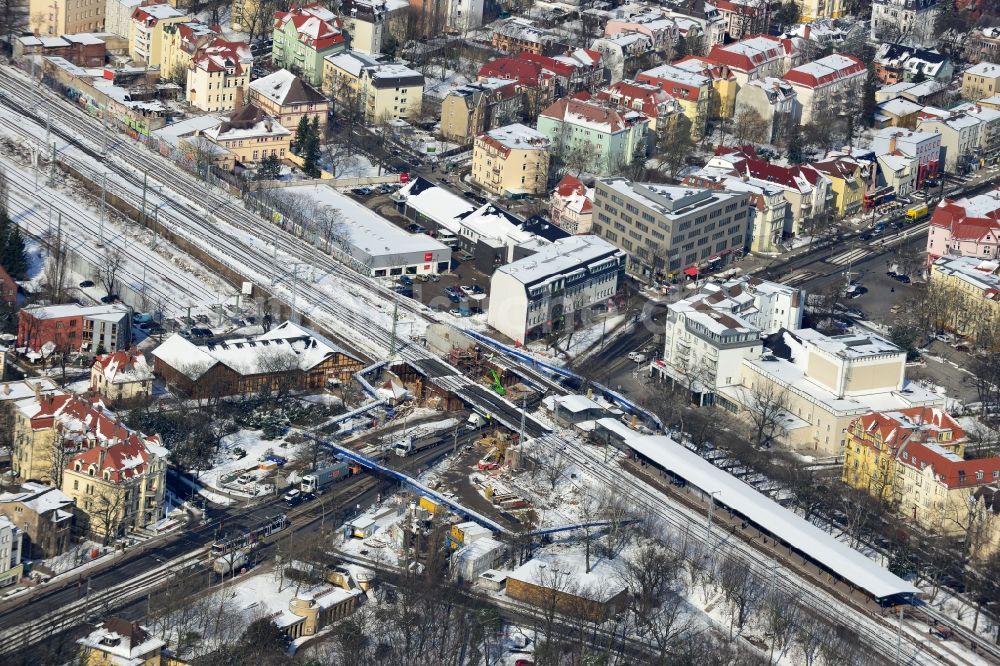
left=32, top=381, right=41, bottom=401
left=889, top=134, right=897, bottom=154
left=803, top=25, right=811, bottom=41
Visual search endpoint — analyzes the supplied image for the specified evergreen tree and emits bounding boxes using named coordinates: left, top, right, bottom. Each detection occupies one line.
left=294, top=116, right=309, bottom=153
left=787, top=122, right=803, bottom=164
left=302, top=117, right=322, bottom=178
left=256, top=153, right=282, bottom=180
left=674, top=35, right=688, bottom=59
left=3, top=225, right=27, bottom=279
left=861, top=66, right=878, bottom=129
left=844, top=112, right=855, bottom=147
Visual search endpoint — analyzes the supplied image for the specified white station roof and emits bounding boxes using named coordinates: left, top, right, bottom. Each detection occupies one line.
left=623, top=433, right=920, bottom=600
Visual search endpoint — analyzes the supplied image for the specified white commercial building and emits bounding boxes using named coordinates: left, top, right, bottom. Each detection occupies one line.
left=487, top=235, right=626, bottom=344
left=654, top=276, right=802, bottom=404
left=274, top=184, right=450, bottom=276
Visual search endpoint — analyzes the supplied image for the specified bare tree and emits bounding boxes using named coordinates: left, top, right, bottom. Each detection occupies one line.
left=541, top=449, right=569, bottom=491
left=733, top=107, right=769, bottom=145
left=717, top=555, right=767, bottom=637
left=744, top=381, right=790, bottom=449
left=98, top=246, right=126, bottom=297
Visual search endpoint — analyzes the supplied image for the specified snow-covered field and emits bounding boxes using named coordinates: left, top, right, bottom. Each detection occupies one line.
left=196, top=429, right=300, bottom=495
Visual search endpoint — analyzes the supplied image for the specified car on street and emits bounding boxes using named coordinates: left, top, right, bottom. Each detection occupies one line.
left=847, top=286, right=868, bottom=298
left=859, top=233, right=873, bottom=241
left=190, top=327, right=213, bottom=337
left=79, top=280, right=95, bottom=288
left=462, top=190, right=478, bottom=200
left=284, top=489, right=303, bottom=506
left=394, top=287, right=414, bottom=297
left=448, top=293, right=462, bottom=303
left=893, top=274, right=911, bottom=284
left=446, top=286, right=463, bottom=295
left=352, top=187, right=373, bottom=196
left=399, top=276, right=413, bottom=286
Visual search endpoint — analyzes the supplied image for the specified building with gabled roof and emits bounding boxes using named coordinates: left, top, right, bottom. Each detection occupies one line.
left=537, top=97, right=650, bottom=176
left=594, top=79, right=683, bottom=133
left=0, top=482, right=73, bottom=558
left=671, top=55, right=739, bottom=119
left=873, top=43, right=953, bottom=85
left=477, top=51, right=604, bottom=112
left=160, top=20, right=218, bottom=81
left=702, top=34, right=802, bottom=85
left=249, top=68, right=328, bottom=131
left=636, top=62, right=712, bottom=139
left=186, top=36, right=252, bottom=112
left=916, top=107, right=983, bottom=174
left=810, top=158, right=864, bottom=217
left=129, top=3, right=189, bottom=66
left=782, top=53, right=865, bottom=124
left=490, top=17, right=558, bottom=56
left=152, top=321, right=363, bottom=399
left=272, top=3, right=347, bottom=86
left=549, top=174, right=594, bottom=235
left=870, top=0, right=939, bottom=47
left=77, top=617, right=166, bottom=665
left=962, top=61, right=1000, bottom=101
left=90, top=348, right=153, bottom=405
left=590, top=31, right=653, bottom=84
left=440, top=78, right=522, bottom=144
left=927, top=188, right=1000, bottom=264
left=733, top=76, right=796, bottom=143
left=203, top=104, right=291, bottom=165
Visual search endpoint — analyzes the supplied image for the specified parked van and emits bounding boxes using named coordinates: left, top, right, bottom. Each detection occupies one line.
left=627, top=351, right=647, bottom=363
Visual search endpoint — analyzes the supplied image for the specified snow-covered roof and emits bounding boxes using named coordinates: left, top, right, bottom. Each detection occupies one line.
left=480, top=123, right=550, bottom=151
left=0, top=482, right=74, bottom=516
left=507, top=545, right=627, bottom=602
left=0, top=378, right=59, bottom=402
left=878, top=97, right=923, bottom=117
left=78, top=619, right=165, bottom=665
left=795, top=328, right=902, bottom=359
left=495, top=235, right=624, bottom=287
left=249, top=69, right=324, bottom=107
left=325, top=50, right=379, bottom=77
left=932, top=254, right=1000, bottom=293
left=151, top=115, right=223, bottom=147
left=965, top=62, right=1000, bottom=78
left=22, top=303, right=130, bottom=321
left=618, top=430, right=920, bottom=600
left=395, top=178, right=476, bottom=234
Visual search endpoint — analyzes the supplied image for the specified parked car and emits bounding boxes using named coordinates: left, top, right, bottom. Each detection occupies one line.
left=627, top=351, right=647, bottom=363
left=264, top=454, right=287, bottom=466
left=446, top=286, right=463, bottom=295
left=859, top=233, right=873, bottom=241
left=399, top=276, right=413, bottom=286
left=893, top=274, right=911, bottom=284
left=190, top=327, right=213, bottom=338
left=847, top=286, right=868, bottom=298
left=891, top=220, right=904, bottom=230
left=406, top=223, right=426, bottom=234
left=462, top=190, right=478, bottom=200
left=100, top=294, right=119, bottom=303
left=79, top=280, right=95, bottom=288
left=428, top=274, right=441, bottom=282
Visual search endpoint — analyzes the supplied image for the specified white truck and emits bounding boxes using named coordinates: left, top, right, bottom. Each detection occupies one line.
left=300, top=460, right=351, bottom=493
left=213, top=548, right=249, bottom=575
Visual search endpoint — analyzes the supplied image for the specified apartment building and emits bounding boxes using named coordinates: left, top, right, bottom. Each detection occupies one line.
left=471, top=124, right=551, bottom=197
left=18, top=304, right=131, bottom=355
left=702, top=34, right=802, bottom=85
left=549, top=174, right=594, bottom=235
left=870, top=127, right=941, bottom=188
left=272, top=3, right=346, bottom=87
left=487, top=235, right=626, bottom=344
left=929, top=255, right=1000, bottom=344
left=843, top=408, right=1000, bottom=541
left=927, top=188, right=1000, bottom=264
left=249, top=68, right=328, bottom=132
left=916, top=109, right=982, bottom=174
left=202, top=104, right=291, bottom=164
left=793, top=0, right=845, bottom=21
left=636, top=63, right=711, bottom=140
left=590, top=32, right=653, bottom=84
left=339, top=0, right=387, bottom=55
left=967, top=27, right=1000, bottom=65
left=31, top=0, right=104, bottom=36
left=713, top=0, right=767, bottom=39
left=591, top=177, right=753, bottom=282
left=725, top=329, right=943, bottom=455
left=962, top=62, right=1000, bottom=101
left=603, top=10, right=679, bottom=52
left=0, top=482, right=73, bottom=558
left=873, top=43, right=952, bottom=85
left=537, top=98, right=650, bottom=176
left=440, top=78, right=522, bottom=144
left=654, top=275, right=802, bottom=404
left=594, top=80, right=683, bottom=134
left=954, top=102, right=1000, bottom=168
left=870, top=0, right=939, bottom=47
left=90, top=348, right=153, bottom=405
left=0, top=518, right=23, bottom=587
left=186, top=37, right=252, bottom=113
left=672, top=56, right=739, bottom=119
left=160, top=21, right=217, bottom=82
left=129, top=3, right=187, bottom=66
left=811, top=158, right=864, bottom=217
left=490, top=17, right=557, bottom=56
left=104, top=0, right=143, bottom=38
left=733, top=77, right=797, bottom=143
left=781, top=53, right=865, bottom=125
left=324, top=51, right=424, bottom=123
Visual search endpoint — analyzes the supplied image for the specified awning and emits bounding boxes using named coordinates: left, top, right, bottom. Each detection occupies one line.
left=719, top=249, right=733, bottom=257
left=683, top=266, right=699, bottom=277
left=708, top=255, right=720, bottom=263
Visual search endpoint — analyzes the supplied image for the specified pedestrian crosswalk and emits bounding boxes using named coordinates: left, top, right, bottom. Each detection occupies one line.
left=826, top=248, right=873, bottom=266
left=781, top=271, right=818, bottom=286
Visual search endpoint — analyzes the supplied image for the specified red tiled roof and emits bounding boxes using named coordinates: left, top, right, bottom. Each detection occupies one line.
left=68, top=437, right=155, bottom=483
left=783, top=54, right=865, bottom=89
left=540, top=97, right=641, bottom=132
left=274, top=3, right=345, bottom=51
left=929, top=196, right=1000, bottom=242
left=478, top=57, right=546, bottom=88
left=703, top=34, right=797, bottom=73
left=192, top=37, right=251, bottom=74
left=595, top=80, right=675, bottom=118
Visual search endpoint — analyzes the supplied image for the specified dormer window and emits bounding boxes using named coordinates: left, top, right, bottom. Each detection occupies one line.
left=104, top=470, right=111, bottom=480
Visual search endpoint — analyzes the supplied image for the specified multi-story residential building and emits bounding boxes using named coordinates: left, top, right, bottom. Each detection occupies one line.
left=490, top=17, right=557, bottom=56
left=713, top=0, right=768, bottom=39
left=927, top=188, right=1000, bottom=264
left=654, top=275, right=802, bottom=404
left=0, top=482, right=73, bottom=558
left=202, top=104, right=291, bottom=164
left=917, top=108, right=982, bottom=174
left=733, top=77, right=797, bottom=143
left=707, top=147, right=831, bottom=237
left=550, top=174, right=594, bottom=235
left=590, top=177, right=753, bottom=281
left=876, top=151, right=919, bottom=198
left=962, top=62, right=1000, bottom=101
left=478, top=50, right=605, bottom=113
left=446, top=0, right=483, bottom=34
left=30, top=0, right=104, bottom=36
left=870, top=127, right=941, bottom=187
left=929, top=255, right=1000, bottom=344
left=18, top=304, right=131, bottom=355
left=875, top=97, right=923, bottom=129
left=471, top=124, right=551, bottom=197
left=953, top=102, right=1000, bottom=168
left=324, top=51, right=424, bottom=123
left=604, top=11, right=679, bottom=52
left=875, top=80, right=949, bottom=107
left=725, top=329, right=944, bottom=455
left=272, top=3, right=346, bottom=87
left=636, top=63, right=711, bottom=140
left=487, top=235, right=626, bottom=344
left=339, top=0, right=388, bottom=55
left=967, top=27, right=1000, bottom=65
left=662, top=0, right=727, bottom=47
left=873, top=43, right=952, bottom=85
left=186, top=37, right=252, bottom=113
left=537, top=98, right=650, bottom=176
left=129, top=4, right=187, bottom=66
left=781, top=53, right=865, bottom=124
left=811, top=158, right=864, bottom=217
left=672, top=56, right=739, bottom=119
left=594, top=80, right=683, bottom=134
left=0, top=517, right=23, bottom=587
left=792, top=0, right=845, bottom=21
left=843, top=408, right=1000, bottom=539
left=160, top=21, right=217, bottom=82
left=249, top=68, right=328, bottom=132
left=685, top=164, right=790, bottom=253
left=870, top=0, right=939, bottom=47
left=104, top=0, right=142, bottom=38
left=62, top=428, right=166, bottom=540
left=90, top=349, right=153, bottom=405
left=702, top=34, right=802, bottom=85
left=440, top=78, right=522, bottom=144
left=590, top=32, right=653, bottom=84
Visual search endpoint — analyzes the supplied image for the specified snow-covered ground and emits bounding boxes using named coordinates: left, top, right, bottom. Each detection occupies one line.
left=196, top=429, right=299, bottom=495
left=422, top=69, right=472, bottom=101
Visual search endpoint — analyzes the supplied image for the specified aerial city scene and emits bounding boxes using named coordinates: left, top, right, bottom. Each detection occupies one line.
left=0, top=0, right=999, bottom=663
